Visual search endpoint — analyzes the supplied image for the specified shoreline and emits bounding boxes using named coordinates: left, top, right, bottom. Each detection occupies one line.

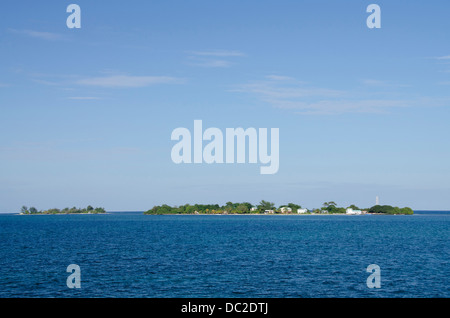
left=142, top=212, right=393, bottom=216
left=10, top=212, right=416, bottom=216
left=16, top=213, right=109, bottom=215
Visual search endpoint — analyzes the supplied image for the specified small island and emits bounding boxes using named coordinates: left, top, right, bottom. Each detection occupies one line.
left=19, top=205, right=106, bottom=214
left=144, top=201, right=414, bottom=215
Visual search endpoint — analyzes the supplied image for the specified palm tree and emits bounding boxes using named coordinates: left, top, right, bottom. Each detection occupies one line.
left=323, top=201, right=337, bottom=208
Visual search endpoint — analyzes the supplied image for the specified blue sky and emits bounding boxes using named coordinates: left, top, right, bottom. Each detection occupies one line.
left=1, top=1, right=450, bottom=212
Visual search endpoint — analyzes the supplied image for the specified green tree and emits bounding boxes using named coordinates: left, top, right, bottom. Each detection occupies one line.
left=322, top=201, right=335, bottom=213
left=368, top=205, right=412, bottom=214
left=224, top=204, right=233, bottom=213
left=46, top=208, right=60, bottom=214
left=369, top=205, right=395, bottom=214
left=258, top=200, right=275, bottom=211
left=400, top=207, right=414, bottom=215
left=93, top=207, right=106, bottom=214
left=236, top=204, right=249, bottom=214
left=185, top=205, right=195, bottom=214
left=323, top=201, right=337, bottom=208
left=21, top=206, right=29, bottom=214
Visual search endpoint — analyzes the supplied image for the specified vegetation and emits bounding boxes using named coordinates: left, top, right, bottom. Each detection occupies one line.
left=257, top=200, right=276, bottom=212
left=283, top=203, right=302, bottom=211
left=322, top=202, right=346, bottom=214
left=144, top=201, right=414, bottom=215
left=20, top=205, right=106, bottom=214
left=144, top=201, right=288, bottom=215
left=368, top=205, right=414, bottom=215
left=145, top=202, right=254, bottom=215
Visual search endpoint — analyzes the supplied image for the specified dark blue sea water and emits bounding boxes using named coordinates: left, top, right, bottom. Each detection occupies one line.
left=0, top=212, right=448, bottom=298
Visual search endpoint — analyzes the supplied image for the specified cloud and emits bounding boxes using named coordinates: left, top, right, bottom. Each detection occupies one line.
left=0, top=140, right=141, bottom=161
left=67, top=96, right=102, bottom=100
left=188, top=59, right=233, bottom=68
left=234, top=80, right=344, bottom=100
left=265, top=75, right=296, bottom=81
left=75, top=75, right=182, bottom=88
left=361, top=79, right=387, bottom=86
left=361, top=79, right=410, bottom=88
left=27, top=72, right=183, bottom=89
left=31, top=79, right=61, bottom=86
left=188, top=50, right=245, bottom=57
left=234, top=75, right=447, bottom=115
left=8, top=28, right=62, bottom=41
left=29, top=73, right=80, bottom=87
left=434, top=55, right=450, bottom=60
left=274, top=99, right=413, bottom=115
left=187, top=49, right=245, bottom=68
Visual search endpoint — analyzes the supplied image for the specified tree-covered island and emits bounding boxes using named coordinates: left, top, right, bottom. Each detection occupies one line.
left=144, top=201, right=413, bottom=215
left=20, top=205, right=106, bottom=214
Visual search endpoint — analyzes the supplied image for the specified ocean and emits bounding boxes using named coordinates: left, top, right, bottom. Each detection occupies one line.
left=0, top=211, right=448, bottom=298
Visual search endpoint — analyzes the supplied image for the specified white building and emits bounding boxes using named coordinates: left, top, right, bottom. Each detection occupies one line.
left=280, top=207, right=292, bottom=213
left=346, top=208, right=362, bottom=215
left=250, top=207, right=258, bottom=212
left=297, top=208, right=308, bottom=214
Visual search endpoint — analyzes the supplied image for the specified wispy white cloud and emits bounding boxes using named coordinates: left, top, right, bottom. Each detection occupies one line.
left=8, top=28, right=62, bottom=41
left=67, top=96, right=102, bottom=100
left=31, top=79, right=61, bottom=86
left=26, top=72, right=183, bottom=90
left=187, top=49, right=245, bottom=68
left=434, top=55, right=450, bottom=60
left=75, top=75, right=182, bottom=88
left=265, top=75, right=296, bottom=81
left=274, top=99, right=413, bottom=115
left=0, top=143, right=141, bottom=161
left=188, top=59, right=234, bottom=68
left=234, top=80, right=344, bottom=100
left=361, top=79, right=387, bottom=86
left=29, top=73, right=79, bottom=87
left=188, top=50, right=245, bottom=57
left=234, top=75, right=448, bottom=115
left=268, top=97, right=449, bottom=115
left=361, top=79, right=410, bottom=88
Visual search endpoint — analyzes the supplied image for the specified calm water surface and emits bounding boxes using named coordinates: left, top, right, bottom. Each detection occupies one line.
left=0, top=212, right=448, bottom=297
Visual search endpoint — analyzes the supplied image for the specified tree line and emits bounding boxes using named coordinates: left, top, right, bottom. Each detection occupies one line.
left=20, top=205, right=106, bottom=214
left=144, top=202, right=257, bottom=215
left=144, top=201, right=413, bottom=215
left=367, top=205, right=413, bottom=215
